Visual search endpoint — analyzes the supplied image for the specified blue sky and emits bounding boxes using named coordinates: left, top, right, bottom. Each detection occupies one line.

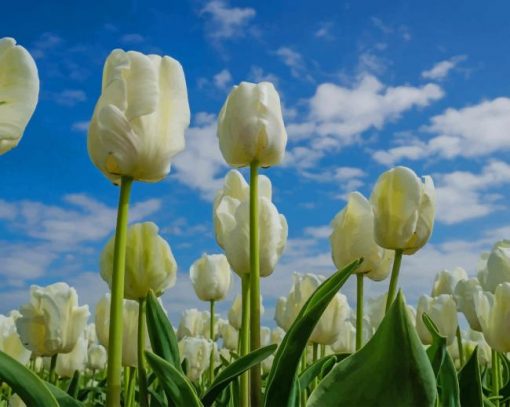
left=1, top=0, right=510, bottom=326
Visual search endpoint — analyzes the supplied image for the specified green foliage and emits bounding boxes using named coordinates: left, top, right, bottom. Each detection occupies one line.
left=458, top=347, right=483, bottom=407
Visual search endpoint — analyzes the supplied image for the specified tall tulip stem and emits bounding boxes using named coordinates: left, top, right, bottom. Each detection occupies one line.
left=137, top=297, right=148, bottom=407
left=456, top=326, right=464, bottom=366
left=356, top=273, right=364, bottom=351
left=385, top=249, right=403, bottom=313
left=49, top=354, right=57, bottom=384
left=240, top=274, right=250, bottom=407
left=249, top=161, right=262, bottom=407
left=209, top=300, right=216, bottom=384
left=492, top=350, right=500, bottom=407
left=106, top=176, right=133, bottom=407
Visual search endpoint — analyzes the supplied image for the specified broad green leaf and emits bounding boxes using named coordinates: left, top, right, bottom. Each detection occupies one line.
left=307, top=291, right=436, bottom=407
left=423, top=313, right=447, bottom=377
left=145, top=351, right=202, bottom=407
left=67, top=370, right=80, bottom=398
left=264, top=259, right=361, bottom=407
left=0, top=350, right=58, bottom=406
left=201, top=344, right=277, bottom=407
left=458, top=347, right=483, bottom=407
left=146, top=290, right=181, bottom=370
left=298, top=355, right=336, bottom=390
left=46, top=382, right=84, bottom=407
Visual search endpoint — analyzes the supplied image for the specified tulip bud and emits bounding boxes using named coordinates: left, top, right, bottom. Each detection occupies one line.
left=190, top=253, right=232, bottom=302
left=179, top=337, right=213, bottom=382
left=228, top=294, right=265, bottom=330
left=330, top=320, right=356, bottom=354
left=88, top=49, right=190, bottom=183
left=16, top=283, right=89, bottom=357
left=274, top=297, right=290, bottom=331
left=0, top=311, right=31, bottom=365
left=0, top=37, right=39, bottom=155
left=477, top=240, right=510, bottom=292
left=176, top=309, right=206, bottom=340
left=87, top=343, right=107, bottom=371
left=330, top=192, right=393, bottom=281
left=454, top=278, right=483, bottom=331
left=370, top=166, right=435, bottom=254
left=431, top=267, right=467, bottom=297
left=218, top=320, right=238, bottom=351
left=416, top=294, right=458, bottom=345
left=55, top=335, right=88, bottom=378
left=101, top=222, right=177, bottom=300
left=217, top=81, right=287, bottom=168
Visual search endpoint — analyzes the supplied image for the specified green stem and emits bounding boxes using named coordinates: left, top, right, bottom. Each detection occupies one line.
left=106, top=176, right=133, bottom=407
left=493, top=350, right=500, bottom=407
left=312, top=343, right=319, bottom=390
left=240, top=274, right=250, bottom=407
left=49, top=354, right=57, bottom=384
left=320, top=344, right=325, bottom=359
left=385, top=249, right=404, bottom=313
left=126, top=367, right=137, bottom=407
left=249, top=162, right=261, bottom=407
left=456, top=326, right=464, bottom=366
left=356, top=274, right=364, bottom=351
left=138, top=297, right=148, bottom=407
left=300, top=350, right=307, bottom=407
left=209, top=300, right=216, bottom=384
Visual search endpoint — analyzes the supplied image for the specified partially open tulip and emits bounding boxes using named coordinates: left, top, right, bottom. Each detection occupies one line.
left=55, top=335, right=88, bottom=378
left=431, top=267, right=468, bottom=296
left=100, top=222, right=177, bottom=300
left=88, top=49, right=190, bottom=184
left=477, top=240, right=510, bottom=293
left=217, top=81, right=287, bottom=168
left=87, top=343, right=107, bottom=371
left=16, top=283, right=90, bottom=356
left=0, top=311, right=31, bottom=365
left=330, top=191, right=393, bottom=280
left=454, top=278, right=483, bottom=331
left=177, top=309, right=206, bottom=340
left=179, top=337, right=213, bottom=382
left=190, top=253, right=232, bottom=302
left=370, top=166, right=435, bottom=255
left=0, top=37, right=39, bottom=155
left=416, top=294, right=458, bottom=345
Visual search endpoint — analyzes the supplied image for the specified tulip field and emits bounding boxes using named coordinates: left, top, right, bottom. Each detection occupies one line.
left=1, top=33, right=510, bottom=407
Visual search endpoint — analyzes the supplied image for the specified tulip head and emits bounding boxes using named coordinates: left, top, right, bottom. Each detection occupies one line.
left=416, top=294, right=458, bottom=345
left=0, top=311, right=31, bottom=365
left=87, top=343, right=107, bottom=371
left=177, top=309, right=206, bottom=340
left=454, top=278, right=483, bottom=331
left=477, top=240, right=510, bottom=292
left=190, top=253, right=232, bottom=302
left=218, top=320, right=238, bottom=351
left=431, top=267, right=468, bottom=297
left=178, top=337, right=213, bottom=382
left=55, top=335, right=88, bottom=378
left=217, top=81, right=287, bottom=168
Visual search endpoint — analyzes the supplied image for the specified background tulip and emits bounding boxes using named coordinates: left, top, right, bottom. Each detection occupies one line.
left=454, top=278, right=483, bottom=331
left=0, top=37, right=39, bottom=155
left=190, top=253, right=231, bottom=302
left=228, top=294, right=264, bottom=330
left=177, top=308, right=206, bottom=340
left=217, top=81, right=287, bottom=168
left=416, top=294, right=458, bottom=345
left=55, top=335, right=88, bottom=378
left=218, top=320, right=238, bottom=351
left=178, top=337, right=213, bottom=382
left=477, top=240, right=510, bottom=292
left=100, top=222, right=177, bottom=300
left=88, top=49, right=190, bottom=184
left=87, top=343, right=107, bottom=371
left=0, top=311, right=31, bottom=365
left=431, top=267, right=468, bottom=296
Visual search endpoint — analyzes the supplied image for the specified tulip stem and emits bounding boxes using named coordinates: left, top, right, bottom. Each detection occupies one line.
left=356, top=274, right=364, bottom=351
left=492, top=350, right=500, bottom=407
left=456, top=326, right=464, bottom=366
left=106, top=176, right=133, bottom=407
left=240, top=274, right=250, bottom=407
left=312, top=343, right=319, bottom=389
left=49, top=354, right=57, bottom=384
left=249, top=162, right=262, bottom=407
left=126, top=366, right=137, bottom=407
left=385, top=249, right=403, bottom=313
left=137, top=297, right=149, bottom=407
left=209, top=300, right=216, bottom=384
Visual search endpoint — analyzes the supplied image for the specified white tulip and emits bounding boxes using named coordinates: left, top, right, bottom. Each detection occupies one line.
left=179, top=337, right=213, bottom=382
left=330, top=192, right=393, bottom=280
left=88, top=49, right=190, bottom=183
left=370, top=166, right=435, bottom=254
left=330, top=320, right=356, bottom=354
left=190, top=253, right=231, bottom=302
left=477, top=240, right=510, bottom=293
left=0, top=311, right=31, bottom=365
left=8, top=393, right=26, bottom=407
left=271, top=327, right=285, bottom=345
left=262, top=355, right=274, bottom=375
left=416, top=294, right=458, bottom=345
left=55, top=335, right=88, bottom=378
left=217, top=81, right=287, bottom=168
left=454, top=278, right=483, bottom=331
left=228, top=294, right=264, bottom=330
left=87, top=343, right=107, bottom=371
left=176, top=309, right=206, bottom=340
left=16, top=283, right=89, bottom=356
left=274, top=297, right=290, bottom=331
left=431, top=267, right=468, bottom=297
left=218, top=320, right=238, bottom=351
left=101, top=222, right=177, bottom=300
left=260, top=326, right=271, bottom=347
left=0, top=37, right=39, bottom=155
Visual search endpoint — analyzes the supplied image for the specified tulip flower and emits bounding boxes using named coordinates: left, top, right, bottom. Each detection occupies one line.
left=178, top=337, right=214, bottom=382
left=431, top=267, right=468, bottom=297
left=55, top=335, right=88, bottom=378
left=228, top=294, right=265, bottom=331
left=0, top=311, right=31, bottom=365
left=87, top=343, right=107, bottom=371
left=477, top=240, right=510, bottom=292
left=177, top=309, right=206, bottom=340
left=454, top=278, right=483, bottom=331
left=274, top=297, right=290, bottom=331
left=0, top=37, right=39, bottom=155
left=330, top=320, right=356, bottom=354
left=271, top=327, right=285, bottom=345
left=16, top=283, right=90, bottom=357
left=416, top=294, right=458, bottom=346
left=190, top=253, right=232, bottom=302
left=218, top=320, right=238, bottom=351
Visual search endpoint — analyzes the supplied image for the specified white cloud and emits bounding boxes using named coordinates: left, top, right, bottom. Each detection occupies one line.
left=213, top=68, right=232, bottom=89
left=53, top=89, right=86, bottom=107
left=31, top=32, right=63, bottom=59
left=421, top=55, right=466, bottom=80
left=274, top=47, right=309, bottom=79
left=248, top=66, right=279, bottom=85
left=303, top=226, right=331, bottom=239
left=120, top=33, right=145, bottom=44
left=315, top=22, right=334, bottom=40
left=71, top=121, right=89, bottom=132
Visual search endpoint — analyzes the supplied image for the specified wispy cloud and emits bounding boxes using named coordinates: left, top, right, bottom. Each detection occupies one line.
left=421, top=55, right=466, bottom=81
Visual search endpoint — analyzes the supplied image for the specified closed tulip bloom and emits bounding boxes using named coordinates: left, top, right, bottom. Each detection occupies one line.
left=218, top=320, right=238, bottom=351
left=217, top=81, right=287, bottom=168
left=190, top=253, right=232, bottom=302
left=0, top=311, right=31, bottom=365
left=330, top=320, right=356, bottom=354
left=176, top=309, right=205, bottom=340
left=179, top=337, right=213, bottom=382
left=101, top=222, right=177, bottom=300
left=0, top=37, right=39, bottom=155
left=85, top=323, right=98, bottom=344
left=88, top=49, right=190, bottom=184
left=228, top=294, right=265, bottom=330
left=16, top=283, right=89, bottom=357
left=274, top=297, right=290, bottom=331
left=431, top=267, right=468, bottom=297
left=330, top=192, right=393, bottom=280
left=477, top=240, right=510, bottom=292
left=474, top=283, right=510, bottom=353
left=55, top=335, right=88, bottom=378
left=454, top=278, right=483, bottom=331
left=370, top=166, right=435, bottom=254
left=416, top=294, right=458, bottom=345
left=87, top=343, right=107, bottom=371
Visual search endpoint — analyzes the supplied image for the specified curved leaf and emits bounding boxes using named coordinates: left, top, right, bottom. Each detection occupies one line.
left=423, top=312, right=447, bottom=377
left=459, top=347, right=483, bottom=407
left=264, top=259, right=361, bottom=407
left=45, top=382, right=84, bottom=407
left=307, top=291, right=437, bottom=407
left=298, top=356, right=336, bottom=390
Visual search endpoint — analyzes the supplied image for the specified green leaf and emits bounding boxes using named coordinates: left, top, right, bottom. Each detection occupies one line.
left=0, top=350, right=59, bottom=406
left=264, top=259, right=361, bottom=407
left=202, top=344, right=277, bottom=407
left=45, top=382, right=84, bottom=407
left=298, top=355, right=336, bottom=390
left=423, top=313, right=447, bottom=377
left=146, top=290, right=181, bottom=370
left=458, top=347, right=483, bottom=407
left=307, top=291, right=437, bottom=407
left=66, top=370, right=80, bottom=398
left=145, top=351, right=202, bottom=407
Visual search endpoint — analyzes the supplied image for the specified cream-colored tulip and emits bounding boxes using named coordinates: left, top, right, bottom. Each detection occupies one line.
left=330, top=320, right=356, bottom=354
left=260, top=327, right=271, bottom=347
left=218, top=320, right=238, bottom=351
left=55, top=335, right=88, bottom=378
left=447, top=329, right=491, bottom=368
left=431, top=267, right=467, bottom=297
left=176, top=309, right=205, bottom=340
left=88, top=49, right=190, bottom=183
left=87, top=343, right=107, bottom=371
left=330, top=192, right=393, bottom=280
left=179, top=337, right=213, bottom=382
left=101, top=222, right=177, bottom=300
left=0, top=37, right=39, bottom=155
left=8, top=393, right=26, bottom=407
left=454, top=278, right=483, bottom=331
left=217, top=81, right=287, bottom=168
left=474, top=282, right=510, bottom=352
left=95, top=294, right=147, bottom=367
left=477, top=240, right=510, bottom=293
left=370, top=166, right=435, bottom=254
left=228, top=294, right=265, bottom=330
left=16, top=283, right=89, bottom=357
left=271, top=327, right=285, bottom=345
left=274, top=297, right=290, bottom=331
left=190, top=253, right=231, bottom=302
left=416, top=294, right=458, bottom=345
left=0, top=311, right=31, bottom=365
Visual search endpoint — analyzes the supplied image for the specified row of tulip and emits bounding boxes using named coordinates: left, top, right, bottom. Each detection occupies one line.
left=0, top=35, right=508, bottom=407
